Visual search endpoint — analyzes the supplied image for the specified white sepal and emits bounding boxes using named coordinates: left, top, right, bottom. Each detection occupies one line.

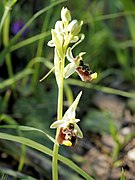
left=64, top=63, right=77, bottom=79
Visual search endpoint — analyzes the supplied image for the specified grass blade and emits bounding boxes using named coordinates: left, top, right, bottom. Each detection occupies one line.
left=0, top=68, right=33, bottom=90
left=0, top=125, right=58, bottom=145
left=67, top=79, right=135, bottom=99
left=10, top=31, right=50, bottom=52
left=0, top=167, right=36, bottom=180
left=0, top=132, right=94, bottom=180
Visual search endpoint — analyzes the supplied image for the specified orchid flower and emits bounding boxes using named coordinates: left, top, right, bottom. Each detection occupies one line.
left=64, top=47, right=86, bottom=79
left=50, top=91, right=83, bottom=146
left=64, top=47, right=97, bottom=81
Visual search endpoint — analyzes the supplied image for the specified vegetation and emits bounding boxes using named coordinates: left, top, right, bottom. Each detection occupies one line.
left=0, top=0, right=135, bottom=179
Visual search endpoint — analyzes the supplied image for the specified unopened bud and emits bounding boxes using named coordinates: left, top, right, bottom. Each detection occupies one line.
left=61, top=7, right=71, bottom=24
left=68, top=20, right=83, bottom=36
left=55, top=21, right=63, bottom=33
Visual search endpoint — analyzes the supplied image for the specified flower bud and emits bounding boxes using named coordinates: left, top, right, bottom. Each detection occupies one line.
left=61, top=7, right=71, bottom=24
left=68, top=20, right=83, bottom=36
left=55, top=20, right=63, bottom=33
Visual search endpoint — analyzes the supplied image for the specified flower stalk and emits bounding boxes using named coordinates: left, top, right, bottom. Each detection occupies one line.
left=47, top=7, right=97, bottom=179
left=52, top=54, right=64, bottom=180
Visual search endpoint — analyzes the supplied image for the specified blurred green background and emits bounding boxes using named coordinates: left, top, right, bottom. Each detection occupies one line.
left=0, top=0, right=135, bottom=179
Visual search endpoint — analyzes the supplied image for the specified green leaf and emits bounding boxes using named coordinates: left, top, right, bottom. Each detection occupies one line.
left=0, top=114, right=17, bottom=124
left=0, top=168, right=36, bottom=180
left=67, top=79, right=135, bottom=99
left=0, top=125, right=58, bottom=145
left=11, top=31, right=50, bottom=52
left=0, top=132, right=94, bottom=180
left=0, top=69, right=33, bottom=90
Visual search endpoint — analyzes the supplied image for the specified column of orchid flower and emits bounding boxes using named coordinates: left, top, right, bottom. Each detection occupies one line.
left=47, top=7, right=97, bottom=180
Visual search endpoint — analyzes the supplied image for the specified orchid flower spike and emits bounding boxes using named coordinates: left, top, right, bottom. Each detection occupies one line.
left=47, top=7, right=83, bottom=52
left=50, top=91, right=83, bottom=146
left=47, top=7, right=84, bottom=86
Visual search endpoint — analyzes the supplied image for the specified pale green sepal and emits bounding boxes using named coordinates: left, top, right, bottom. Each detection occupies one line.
left=64, top=91, right=82, bottom=119
left=51, top=29, right=63, bottom=57
left=64, top=63, right=77, bottom=79
left=50, top=120, right=65, bottom=129
left=74, top=124, right=83, bottom=138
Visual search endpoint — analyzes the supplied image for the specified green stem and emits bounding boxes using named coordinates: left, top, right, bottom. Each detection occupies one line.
left=0, top=6, right=9, bottom=35
left=52, top=55, right=65, bottom=180
left=0, top=0, right=17, bottom=40
left=52, top=137, right=59, bottom=180
left=3, top=10, right=16, bottom=91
